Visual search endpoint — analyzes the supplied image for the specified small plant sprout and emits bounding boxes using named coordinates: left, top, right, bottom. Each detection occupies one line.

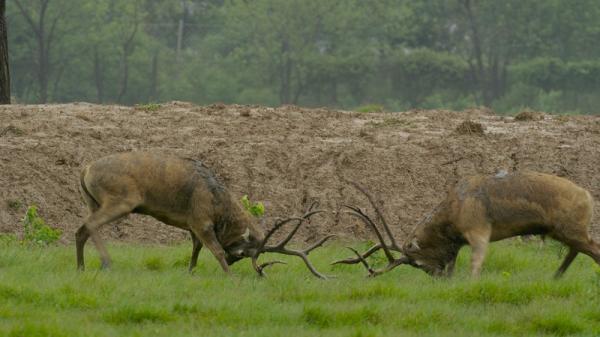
left=241, top=195, right=265, bottom=218
left=22, top=205, right=62, bottom=245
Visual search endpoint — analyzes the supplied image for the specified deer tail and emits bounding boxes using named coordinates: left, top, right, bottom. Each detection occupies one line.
left=79, top=165, right=100, bottom=210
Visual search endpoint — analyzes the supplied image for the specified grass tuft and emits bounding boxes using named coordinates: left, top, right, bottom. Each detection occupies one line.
left=143, top=256, right=166, bottom=271
left=103, top=306, right=174, bottom=324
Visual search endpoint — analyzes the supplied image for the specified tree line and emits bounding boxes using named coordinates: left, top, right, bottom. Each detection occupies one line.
left=6, top=0, right=600, bottom=114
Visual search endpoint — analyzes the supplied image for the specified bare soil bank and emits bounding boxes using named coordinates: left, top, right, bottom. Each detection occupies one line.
left=1, top=102, right=599, bottom=244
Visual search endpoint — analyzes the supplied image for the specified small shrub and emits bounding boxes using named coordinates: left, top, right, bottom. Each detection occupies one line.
left=134, top=103, right=161, bottom=112
left=22, top=206, right=61, bottom=245
left=241, top=195, right=264, bottom=217
left=355, top=104, right=385, bottom=113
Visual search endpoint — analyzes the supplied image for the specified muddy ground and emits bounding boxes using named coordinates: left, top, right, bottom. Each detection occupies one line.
left=1, top=102, right=599, bottom=245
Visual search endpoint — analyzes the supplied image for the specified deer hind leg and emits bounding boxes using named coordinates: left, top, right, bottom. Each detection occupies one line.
left=76, top=202, right=135, bottom=270
left=554, top=248, right=577, bottom=279
left=552, top=228, right=600, bottom=277
left=188, top=231, right=203, bottom=273
left=189, top=221, right=229, bottom=273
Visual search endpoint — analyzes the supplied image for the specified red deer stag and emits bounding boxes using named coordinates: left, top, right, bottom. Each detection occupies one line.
left=333, top=171, right=599, bottom=278
left=77, top=152, right=333, bottom=278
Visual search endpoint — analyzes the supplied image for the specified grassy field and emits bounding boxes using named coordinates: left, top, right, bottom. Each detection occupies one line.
left=1, top=239, right=600, bottom=337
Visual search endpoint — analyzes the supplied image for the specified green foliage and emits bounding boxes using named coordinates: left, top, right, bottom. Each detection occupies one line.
left=355, top=104, right=385, bottom=113
left=22, top=206, right=61, bottom=245
left=390, top=49, right=470, bottom=106
left=0, top=233, right=17, bottom=246
left=6, top=0, right=600, bottom=114
left=241, top=195, right=265, bottom=218
left=134, top=103, right=161, bottom=112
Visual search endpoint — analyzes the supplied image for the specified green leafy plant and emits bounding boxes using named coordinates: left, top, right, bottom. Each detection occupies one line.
left=241, top=195, right=265, bottom=217
left=22, top=206, right=62, bottom=245
left=134, top=103, right=161, bottom=112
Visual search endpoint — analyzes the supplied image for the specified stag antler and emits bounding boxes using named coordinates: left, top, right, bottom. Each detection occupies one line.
left=252, top=202, right=335, bottom=279
left=332, top=180, right=408, bottom=276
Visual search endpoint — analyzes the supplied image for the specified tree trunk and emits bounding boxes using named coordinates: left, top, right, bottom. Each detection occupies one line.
left=279, top=39, right=291, bottom=104
left=463, top=0, right=489, bottom=106
left=149, top=51, right=159, bottom=101
left=117, top=21, right=138, bottom=104
left=93, top=46, right=104, bottom=103
left=0, top=0, right=10, bottom=104
left=117, top=50, right=129, bottom=103
left=176, top=5, right=184, bottom=63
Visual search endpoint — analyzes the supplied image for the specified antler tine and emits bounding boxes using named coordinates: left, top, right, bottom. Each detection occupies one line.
left=273, top=209, right=324, bottom=249
left=343, top=205, right=395, bottom=263
left=254, top=204, right=331, bottom=279
left=332, top=180, right=409, bottom=277
left=346, top=247, right=375, bottom=276
left=252, top=258, right=287, bottom=277
left=262, top=243, right=329, bottom=279
left=304, top=234, right=336, bottom=254
left=256, top=217, right=304, bottom=253
left=331, top=243, right=382, bottom=265
left=305, top=201, right=319, bottom=214
left=346, top=181, right=399, bottom=249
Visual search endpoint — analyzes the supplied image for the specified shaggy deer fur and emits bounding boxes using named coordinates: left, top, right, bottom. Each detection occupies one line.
left=76, top=152, right=331, bottom=277
left=335, top=171, right=599, bottom=278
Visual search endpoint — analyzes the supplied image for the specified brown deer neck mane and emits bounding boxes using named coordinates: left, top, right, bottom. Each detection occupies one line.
left=186, top=158, right=256, bottom=246
left=409, top=201, right=464, bottom=265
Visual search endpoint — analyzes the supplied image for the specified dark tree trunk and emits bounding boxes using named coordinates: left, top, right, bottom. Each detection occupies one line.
left=149, top=51, right=159, bottom=101
left=0, top=0, right=10, bottom=104
left=279, top=39, right=291, bottom=104
left=14, top=0, right=51, bottom=103
left=117, top=21, right=138, bottom=104
left=463, top=0, right=490, bottom=106
left=93, top=46, right=104, bottom=103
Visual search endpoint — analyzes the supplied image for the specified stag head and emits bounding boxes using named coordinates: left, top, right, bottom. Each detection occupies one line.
left=331, top=180, right=448, bottom=277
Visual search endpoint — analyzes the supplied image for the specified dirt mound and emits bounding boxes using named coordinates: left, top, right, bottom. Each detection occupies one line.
left=0, top=103, right=599, bottom=244
left=455, top=120, right=485, bottom=135
left=514, top=110, right=546, bottom=121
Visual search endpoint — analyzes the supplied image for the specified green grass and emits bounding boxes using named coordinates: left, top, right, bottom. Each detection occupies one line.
left=0, top=240, right=599, bottom=336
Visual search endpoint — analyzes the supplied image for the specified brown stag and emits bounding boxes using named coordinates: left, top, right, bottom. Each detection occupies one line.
left=77, top=152, right=333, bottom=278
left=334, top=171, right=599, bottom=278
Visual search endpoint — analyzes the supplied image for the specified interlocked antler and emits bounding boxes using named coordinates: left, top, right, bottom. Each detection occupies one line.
left=252, top=202, right=335, bottom=279
left=332, top=181, right=408, bottom=276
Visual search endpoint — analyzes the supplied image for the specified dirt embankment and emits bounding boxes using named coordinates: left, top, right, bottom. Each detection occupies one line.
left=1, top=102, right=599, bottom=244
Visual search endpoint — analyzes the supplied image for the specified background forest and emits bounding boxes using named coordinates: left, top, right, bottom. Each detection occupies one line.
left=7, top=0, right=600, bottom=114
